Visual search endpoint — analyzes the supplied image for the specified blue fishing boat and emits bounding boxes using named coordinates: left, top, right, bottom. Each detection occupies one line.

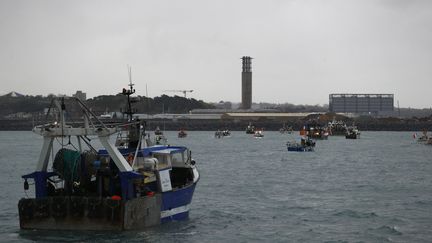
left=286, top=137, right=315, bottom=152
left=18, top=79, right=199, bottom=230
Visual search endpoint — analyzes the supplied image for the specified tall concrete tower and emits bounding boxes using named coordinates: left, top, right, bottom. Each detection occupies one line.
left=241, top=56, right=252, bottom=109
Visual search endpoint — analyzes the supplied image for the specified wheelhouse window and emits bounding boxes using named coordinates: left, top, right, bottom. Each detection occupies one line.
left=171, top=152, right=184, bottom=164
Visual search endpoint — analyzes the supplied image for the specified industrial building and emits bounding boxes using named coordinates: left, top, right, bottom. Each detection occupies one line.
left=241, top=56, right=252, bottom=109
left=73, top=90, right=87, bottom=101
left=329, top=94, right=394, bottom=114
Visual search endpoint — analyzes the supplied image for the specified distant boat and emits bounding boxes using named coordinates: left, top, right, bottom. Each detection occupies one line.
left=245, top=122, right=255, bottom=134
left=222, top=129, right=231, bottom=137
left=178, top=129, right=187, bottom=138
left=417, top=129, right=429, bottom=143
left=154, top=134, right=168, bottom=145
left=286, top=137, right=315, bottom=152
left=215, top=129, right=231, bottom=138
left=215, top=130, right=222, bottom=138
left=254, top=129, right=264, bottom=138
left=327, top=120, right=347, bottom=136
left=154, top=126, right=163, bottom=136
left=301, top=124, right=329, bottom=140
left=345, top=126, right=360, bottom=139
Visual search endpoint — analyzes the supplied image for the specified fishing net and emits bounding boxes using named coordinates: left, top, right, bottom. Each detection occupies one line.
left=53, top=148, right=81, bottom=183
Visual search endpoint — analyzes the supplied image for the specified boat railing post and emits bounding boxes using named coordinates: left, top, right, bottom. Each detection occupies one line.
left=35, top=137, right=54, bottom=172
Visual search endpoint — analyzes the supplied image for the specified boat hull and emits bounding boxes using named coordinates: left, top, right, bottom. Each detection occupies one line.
left=345, top=134, right=360, bottom=139
left=161, top=183, right=196, bottom=223
left=287, top=146, right=314, bottom=152
left=18, top=183, right=197, bottom=230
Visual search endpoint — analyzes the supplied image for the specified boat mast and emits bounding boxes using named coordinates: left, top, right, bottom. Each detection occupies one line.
left=120, top=66, right=146, bottom=149
left=123, top=66, right=136, bottom=122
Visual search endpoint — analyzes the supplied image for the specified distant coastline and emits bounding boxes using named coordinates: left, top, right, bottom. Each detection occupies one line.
left=1, top=93, right=431, bottom=132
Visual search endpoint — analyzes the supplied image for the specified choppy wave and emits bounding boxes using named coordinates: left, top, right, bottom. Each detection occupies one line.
left=333, top=209, right=378, bottom=219
left=368, top=225, right=403, bottom=236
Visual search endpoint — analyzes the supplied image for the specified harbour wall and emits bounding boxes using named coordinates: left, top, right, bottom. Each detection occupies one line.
left=1, top=119, right=431, bottom=131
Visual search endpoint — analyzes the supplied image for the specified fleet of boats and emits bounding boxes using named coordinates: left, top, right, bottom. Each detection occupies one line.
left=150, top=121, right=430, bottom=151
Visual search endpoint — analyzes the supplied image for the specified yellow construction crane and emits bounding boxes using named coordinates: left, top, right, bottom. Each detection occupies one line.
left=163, top=90, right=194, bottom=98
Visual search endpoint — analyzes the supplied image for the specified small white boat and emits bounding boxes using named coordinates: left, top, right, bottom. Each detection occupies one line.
left=254, top=129, right=264, bottom=138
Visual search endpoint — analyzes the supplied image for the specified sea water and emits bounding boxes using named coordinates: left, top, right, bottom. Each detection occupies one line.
left=1, top=131, right=431, bottom=242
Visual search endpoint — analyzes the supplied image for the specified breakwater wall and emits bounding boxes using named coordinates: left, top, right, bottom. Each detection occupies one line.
left=1, top=119, right=431, bottom=131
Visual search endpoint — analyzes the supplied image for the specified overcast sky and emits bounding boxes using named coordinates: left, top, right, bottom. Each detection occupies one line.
left=0, top=0, right=431, bottom=108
